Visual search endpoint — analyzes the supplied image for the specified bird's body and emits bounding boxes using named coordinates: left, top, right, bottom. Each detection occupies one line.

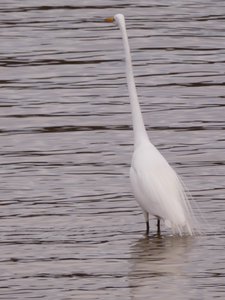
left=130, top=139, right=193, bottom=235
left=105, top=14, right=196, bottom=235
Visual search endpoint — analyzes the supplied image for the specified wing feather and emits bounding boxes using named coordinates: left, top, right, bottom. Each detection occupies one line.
left=130, top=142, right=195, bottom=235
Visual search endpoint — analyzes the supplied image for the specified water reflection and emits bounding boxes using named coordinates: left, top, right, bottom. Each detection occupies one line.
left=129, top=235, right=194, bottom=299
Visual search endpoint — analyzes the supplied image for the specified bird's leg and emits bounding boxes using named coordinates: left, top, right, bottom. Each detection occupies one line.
left=146, top=221, right=150, bottom=235
left=157, top=218, right=161, bottom=235
left=143, top=211, right=149, bottom=235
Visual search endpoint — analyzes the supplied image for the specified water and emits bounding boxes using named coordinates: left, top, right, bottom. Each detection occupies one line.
left=1, top=0, right=225, bottom=299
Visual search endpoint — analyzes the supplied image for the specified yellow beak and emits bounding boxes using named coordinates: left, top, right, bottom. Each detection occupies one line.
left=104, top=16, right=115, bottom=23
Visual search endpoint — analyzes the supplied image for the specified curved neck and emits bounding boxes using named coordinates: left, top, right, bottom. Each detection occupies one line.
left=117, top=17, right=148, bottom=146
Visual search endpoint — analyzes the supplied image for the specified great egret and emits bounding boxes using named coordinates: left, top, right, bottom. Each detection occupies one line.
left=105, top=14, right=196, bottom=235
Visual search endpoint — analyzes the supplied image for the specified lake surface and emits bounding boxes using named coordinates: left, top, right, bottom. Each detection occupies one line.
left=1, top=0, right=225, bottom=299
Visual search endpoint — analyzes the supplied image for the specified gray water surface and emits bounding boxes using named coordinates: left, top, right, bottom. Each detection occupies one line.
left=1, top=1, right=225, bottom=299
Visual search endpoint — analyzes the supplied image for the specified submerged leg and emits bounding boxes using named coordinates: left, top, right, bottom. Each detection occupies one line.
left=157, top=218, right=161, bottom=235
left=143, top=211, right=149, bottom=235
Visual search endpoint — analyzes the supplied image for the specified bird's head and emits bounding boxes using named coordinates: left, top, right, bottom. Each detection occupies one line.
left=104, top=14, right=125, bottom=26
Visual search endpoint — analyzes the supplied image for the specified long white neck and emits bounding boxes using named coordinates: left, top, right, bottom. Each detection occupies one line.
left=117, top=15, right=149, bottom=147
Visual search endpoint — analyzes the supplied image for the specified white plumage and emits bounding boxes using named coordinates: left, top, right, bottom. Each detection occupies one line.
left=106, top=14, right=196, bottom=235
left=130, top=140, right=193, bottom=235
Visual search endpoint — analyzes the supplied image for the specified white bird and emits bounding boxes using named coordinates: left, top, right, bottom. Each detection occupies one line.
left=105, top=14, right=195, bottom=236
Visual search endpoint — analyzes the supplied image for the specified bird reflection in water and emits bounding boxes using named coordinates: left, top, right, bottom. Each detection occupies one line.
left=128, top=235, right=195, bottom=300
